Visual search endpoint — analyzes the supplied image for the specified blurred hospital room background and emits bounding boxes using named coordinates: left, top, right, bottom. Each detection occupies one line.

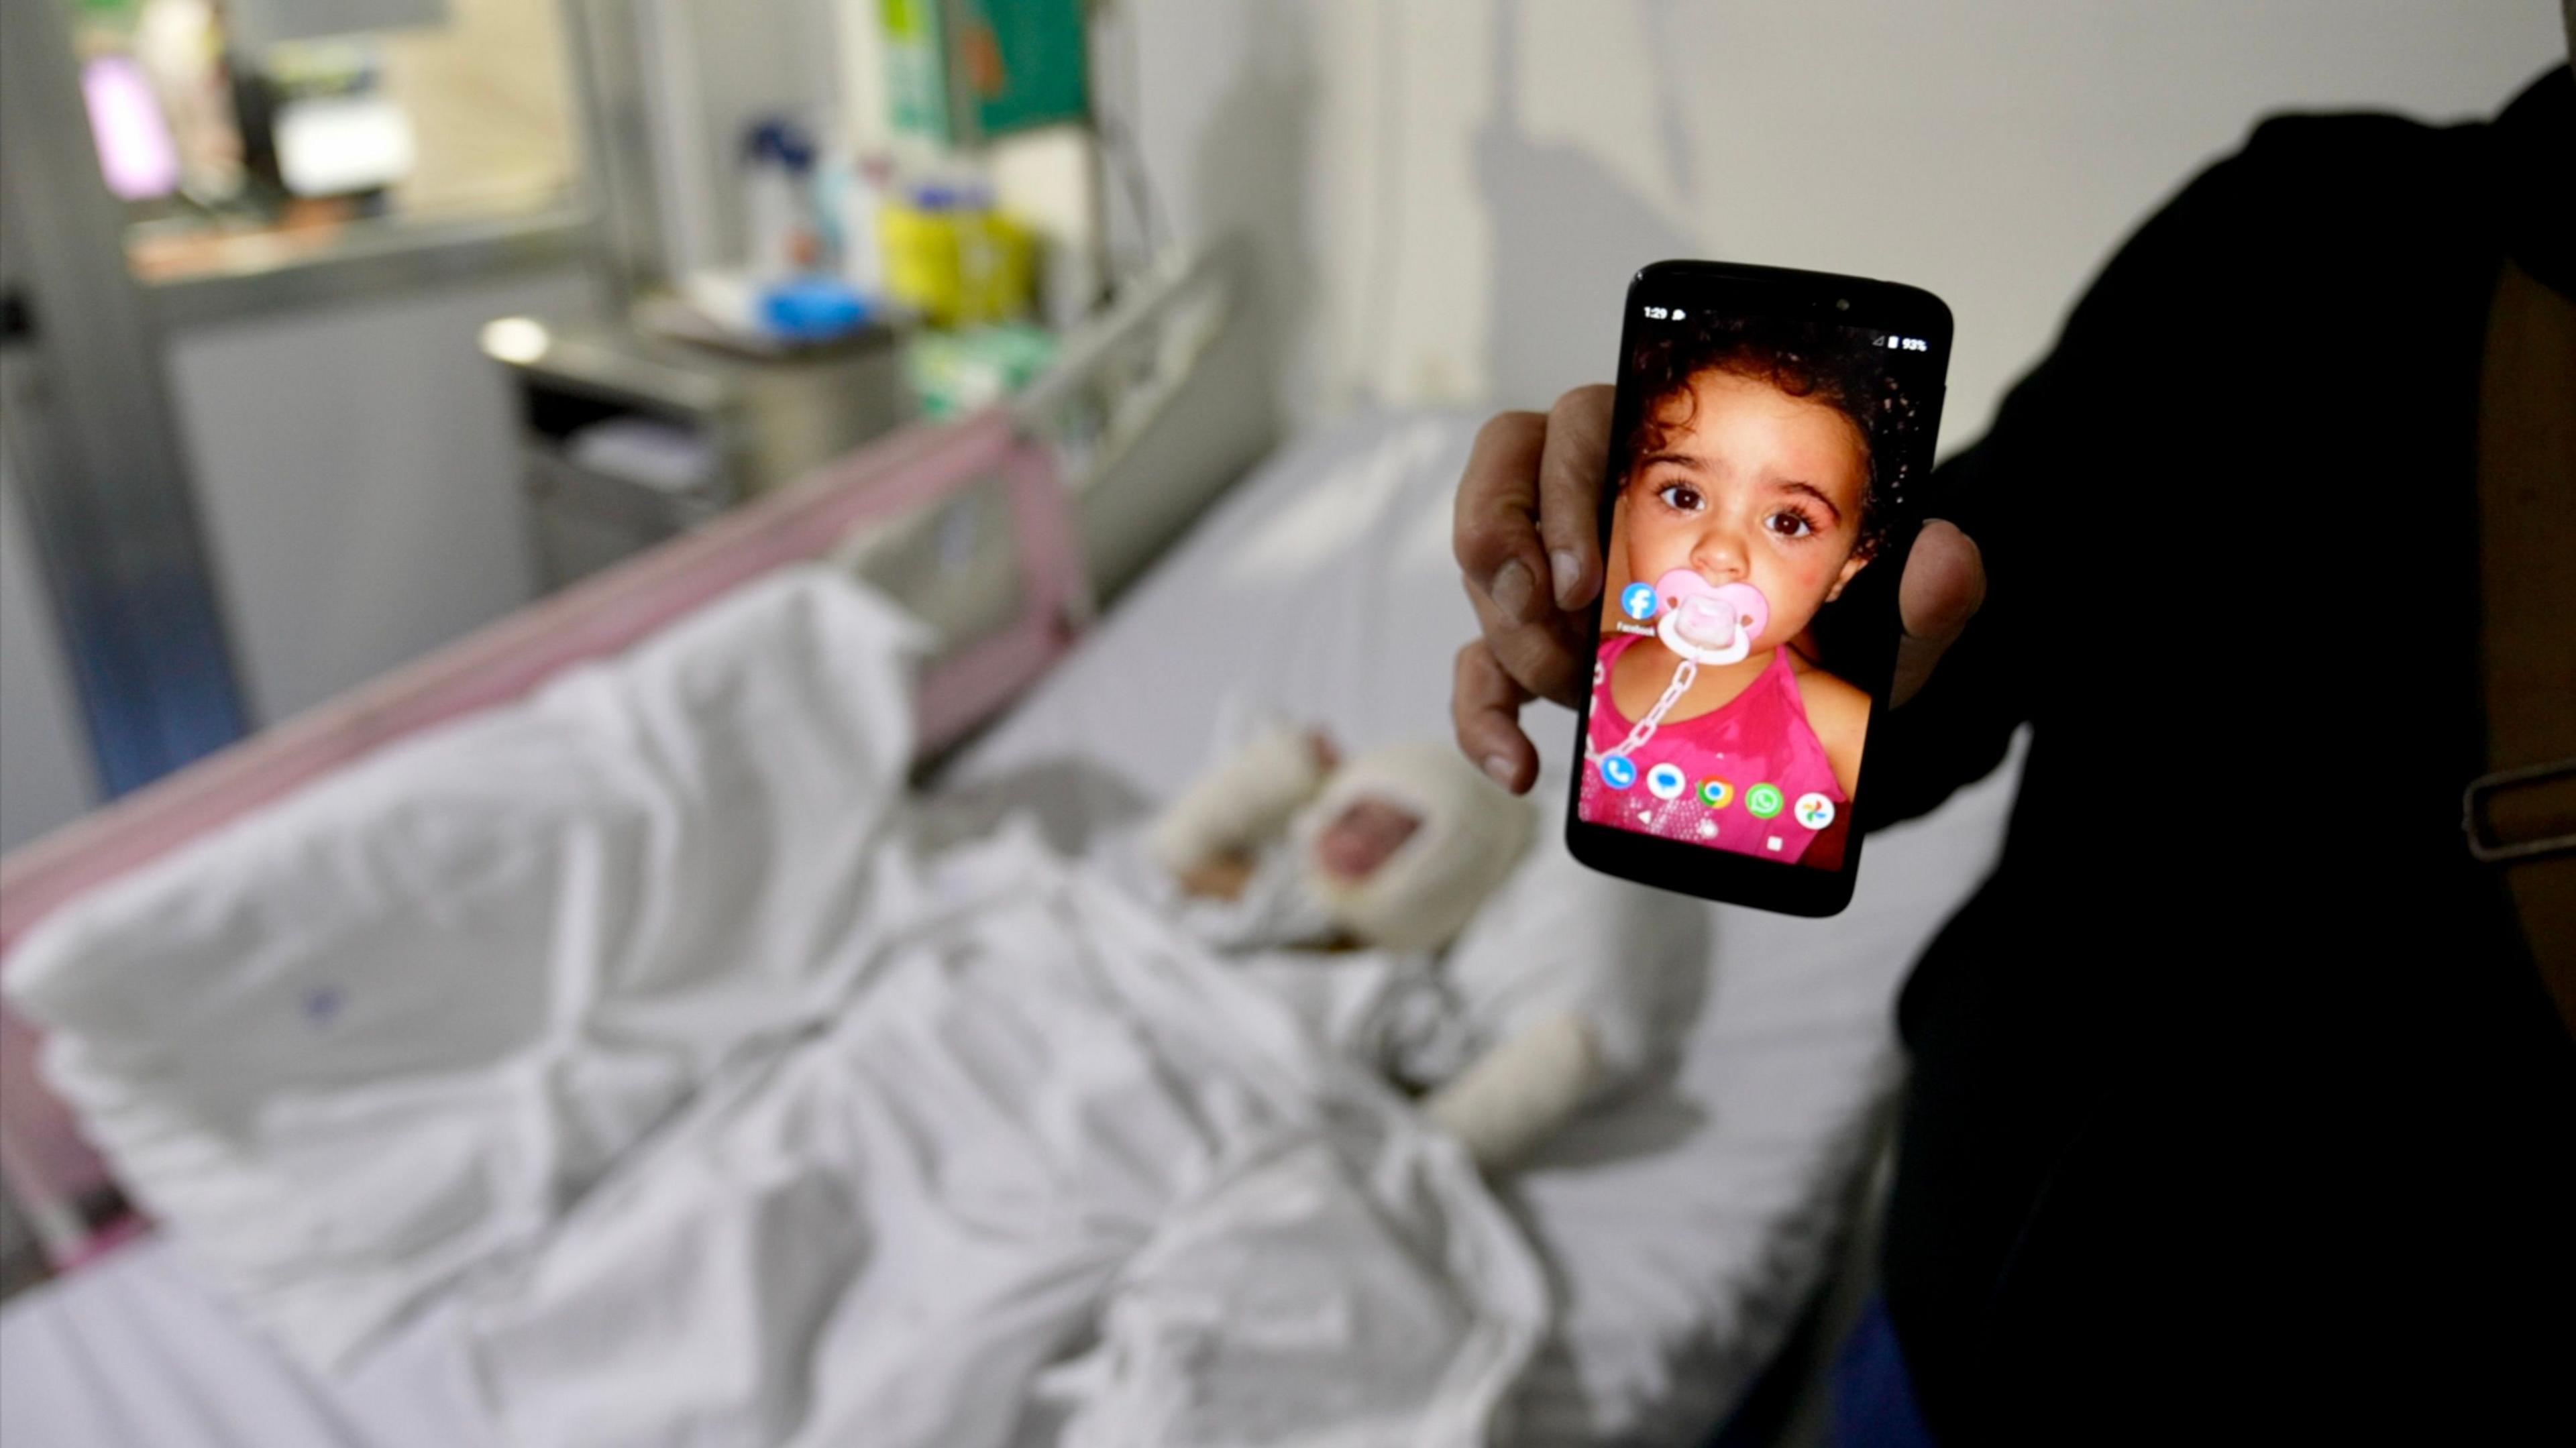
left=0, top=0, right=2559, bottom=1441
left=3, top=0, right=2551, bottom=821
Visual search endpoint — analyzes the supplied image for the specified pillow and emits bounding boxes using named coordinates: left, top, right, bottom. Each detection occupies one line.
left=4, top=567, right=924, bottom=1368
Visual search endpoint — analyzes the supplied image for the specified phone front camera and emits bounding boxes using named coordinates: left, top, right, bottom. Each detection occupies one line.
left=1835, top=298, right=1850, bottom=311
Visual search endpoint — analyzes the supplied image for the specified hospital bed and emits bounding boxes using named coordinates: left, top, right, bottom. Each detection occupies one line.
left=0, top=241, right=2021, bottom=1446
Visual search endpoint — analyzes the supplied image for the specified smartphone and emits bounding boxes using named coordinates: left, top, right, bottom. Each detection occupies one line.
left=1564, top=260, right=1951, bottom=917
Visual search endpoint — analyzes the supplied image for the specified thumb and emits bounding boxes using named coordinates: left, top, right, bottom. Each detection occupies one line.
left=1892, top=520, right=1985, bottom=707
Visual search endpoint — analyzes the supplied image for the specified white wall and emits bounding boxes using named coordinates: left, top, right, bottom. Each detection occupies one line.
left=643, top=0, right=847, bottom=277
left=165, top=264, right=598, bottom=724
left=1122, top=0, right=2565, bottom=451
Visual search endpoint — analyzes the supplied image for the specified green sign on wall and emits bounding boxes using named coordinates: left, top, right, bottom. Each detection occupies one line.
left=881, top=0, right=1087, bottom=145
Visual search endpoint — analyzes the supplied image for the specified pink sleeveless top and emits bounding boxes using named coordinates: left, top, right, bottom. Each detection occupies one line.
left=1581, top=632, right=1849, bottom=865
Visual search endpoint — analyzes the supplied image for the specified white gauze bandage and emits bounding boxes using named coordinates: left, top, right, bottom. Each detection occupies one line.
left=1293, top=740, right=1536, bottom=951
left=1145, top=722, right=1332, bottom=876
left=1424, top=1011, right=1601, bottom=1172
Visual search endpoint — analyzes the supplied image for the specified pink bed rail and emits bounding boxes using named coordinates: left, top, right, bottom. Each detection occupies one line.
left=0, top=408, right=1085, bottom=1272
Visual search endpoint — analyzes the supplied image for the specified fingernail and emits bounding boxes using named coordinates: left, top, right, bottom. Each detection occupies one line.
left=1549, top=549, right=1580, bottom=605
left=1491, top=559, right=1535, bottom=621
left=1482, top=754, right=1518, bottom=789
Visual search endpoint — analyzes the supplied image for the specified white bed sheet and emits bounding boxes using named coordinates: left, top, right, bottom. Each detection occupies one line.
left=0, top=412, right=2020, bottom=1447
left=0, top=1236, right=494, bottom=1448
left=949, top=412, right=2022, bottom=1443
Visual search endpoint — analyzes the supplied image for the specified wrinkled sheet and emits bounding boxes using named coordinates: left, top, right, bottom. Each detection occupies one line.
left=7, top=569, right=930, bottom=1372
left=5, top=563, right=1548, bottom=1446
left=467, top=824, right=1544, bottom=1448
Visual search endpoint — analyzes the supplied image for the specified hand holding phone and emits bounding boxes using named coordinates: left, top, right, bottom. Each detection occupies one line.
left=1452, top=261, right=1957, bottom=917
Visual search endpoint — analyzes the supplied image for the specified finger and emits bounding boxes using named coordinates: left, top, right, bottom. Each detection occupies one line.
left=1453, top=640, right=1541, bottom=793
left=1464, top=578, right=1589, bottom=711
left=1453, top=411, right=1552, bottom=624
left=1892, top=519, right=1986, bottom=707
left=1536, top=385, right=1615, bottom=608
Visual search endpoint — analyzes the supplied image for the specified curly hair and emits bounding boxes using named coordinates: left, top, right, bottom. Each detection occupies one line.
left=1625, top=313, right=1923, bottom=558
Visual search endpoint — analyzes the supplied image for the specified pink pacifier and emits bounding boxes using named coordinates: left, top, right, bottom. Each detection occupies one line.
left=1653, top=569, right=1769, bottom=666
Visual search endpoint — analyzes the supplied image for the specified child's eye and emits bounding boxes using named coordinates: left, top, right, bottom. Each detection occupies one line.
left=1766, top=510, right=1815, bottom=539
left=1656, top=483, right=1704, bottom=512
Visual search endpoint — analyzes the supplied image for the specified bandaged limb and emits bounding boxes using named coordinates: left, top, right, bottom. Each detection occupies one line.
left=1422, top=1010, right=1605, bottom=1172
left=1146, top=724, right=1332, bottom=877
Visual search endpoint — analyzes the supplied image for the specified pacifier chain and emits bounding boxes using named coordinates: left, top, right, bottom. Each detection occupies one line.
left=1587, top=656, right=1697, bottom=763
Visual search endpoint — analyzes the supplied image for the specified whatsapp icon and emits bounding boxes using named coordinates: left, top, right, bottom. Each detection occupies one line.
left=1745, top=783, right=1785, bottom=820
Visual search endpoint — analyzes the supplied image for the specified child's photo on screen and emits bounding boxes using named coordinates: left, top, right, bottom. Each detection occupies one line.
left=1580, top=313, right=1927, bottom=871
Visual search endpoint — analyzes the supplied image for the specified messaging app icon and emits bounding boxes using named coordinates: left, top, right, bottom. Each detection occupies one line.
left=1794, top=793, right=1836, bottom=830
left=1646, top=762, right=1687, bottom=800
left=1598, top=755, right=1638, bottom=791
left=1697, top=778, right=1733, bottom=810
left=1745, top=782, right=1784, bottom=820
left=1620, top=581, right=1659, bottom=620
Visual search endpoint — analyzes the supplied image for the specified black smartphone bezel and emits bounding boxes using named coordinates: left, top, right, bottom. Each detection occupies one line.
left=1563, top=259, right=1953, bottom=917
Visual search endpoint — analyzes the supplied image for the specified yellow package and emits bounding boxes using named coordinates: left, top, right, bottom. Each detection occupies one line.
left=880, top=191, right=1032, bottom=327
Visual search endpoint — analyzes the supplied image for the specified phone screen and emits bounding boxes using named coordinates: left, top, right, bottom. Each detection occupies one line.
left=1568, top=262, right=1949, bottom=914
